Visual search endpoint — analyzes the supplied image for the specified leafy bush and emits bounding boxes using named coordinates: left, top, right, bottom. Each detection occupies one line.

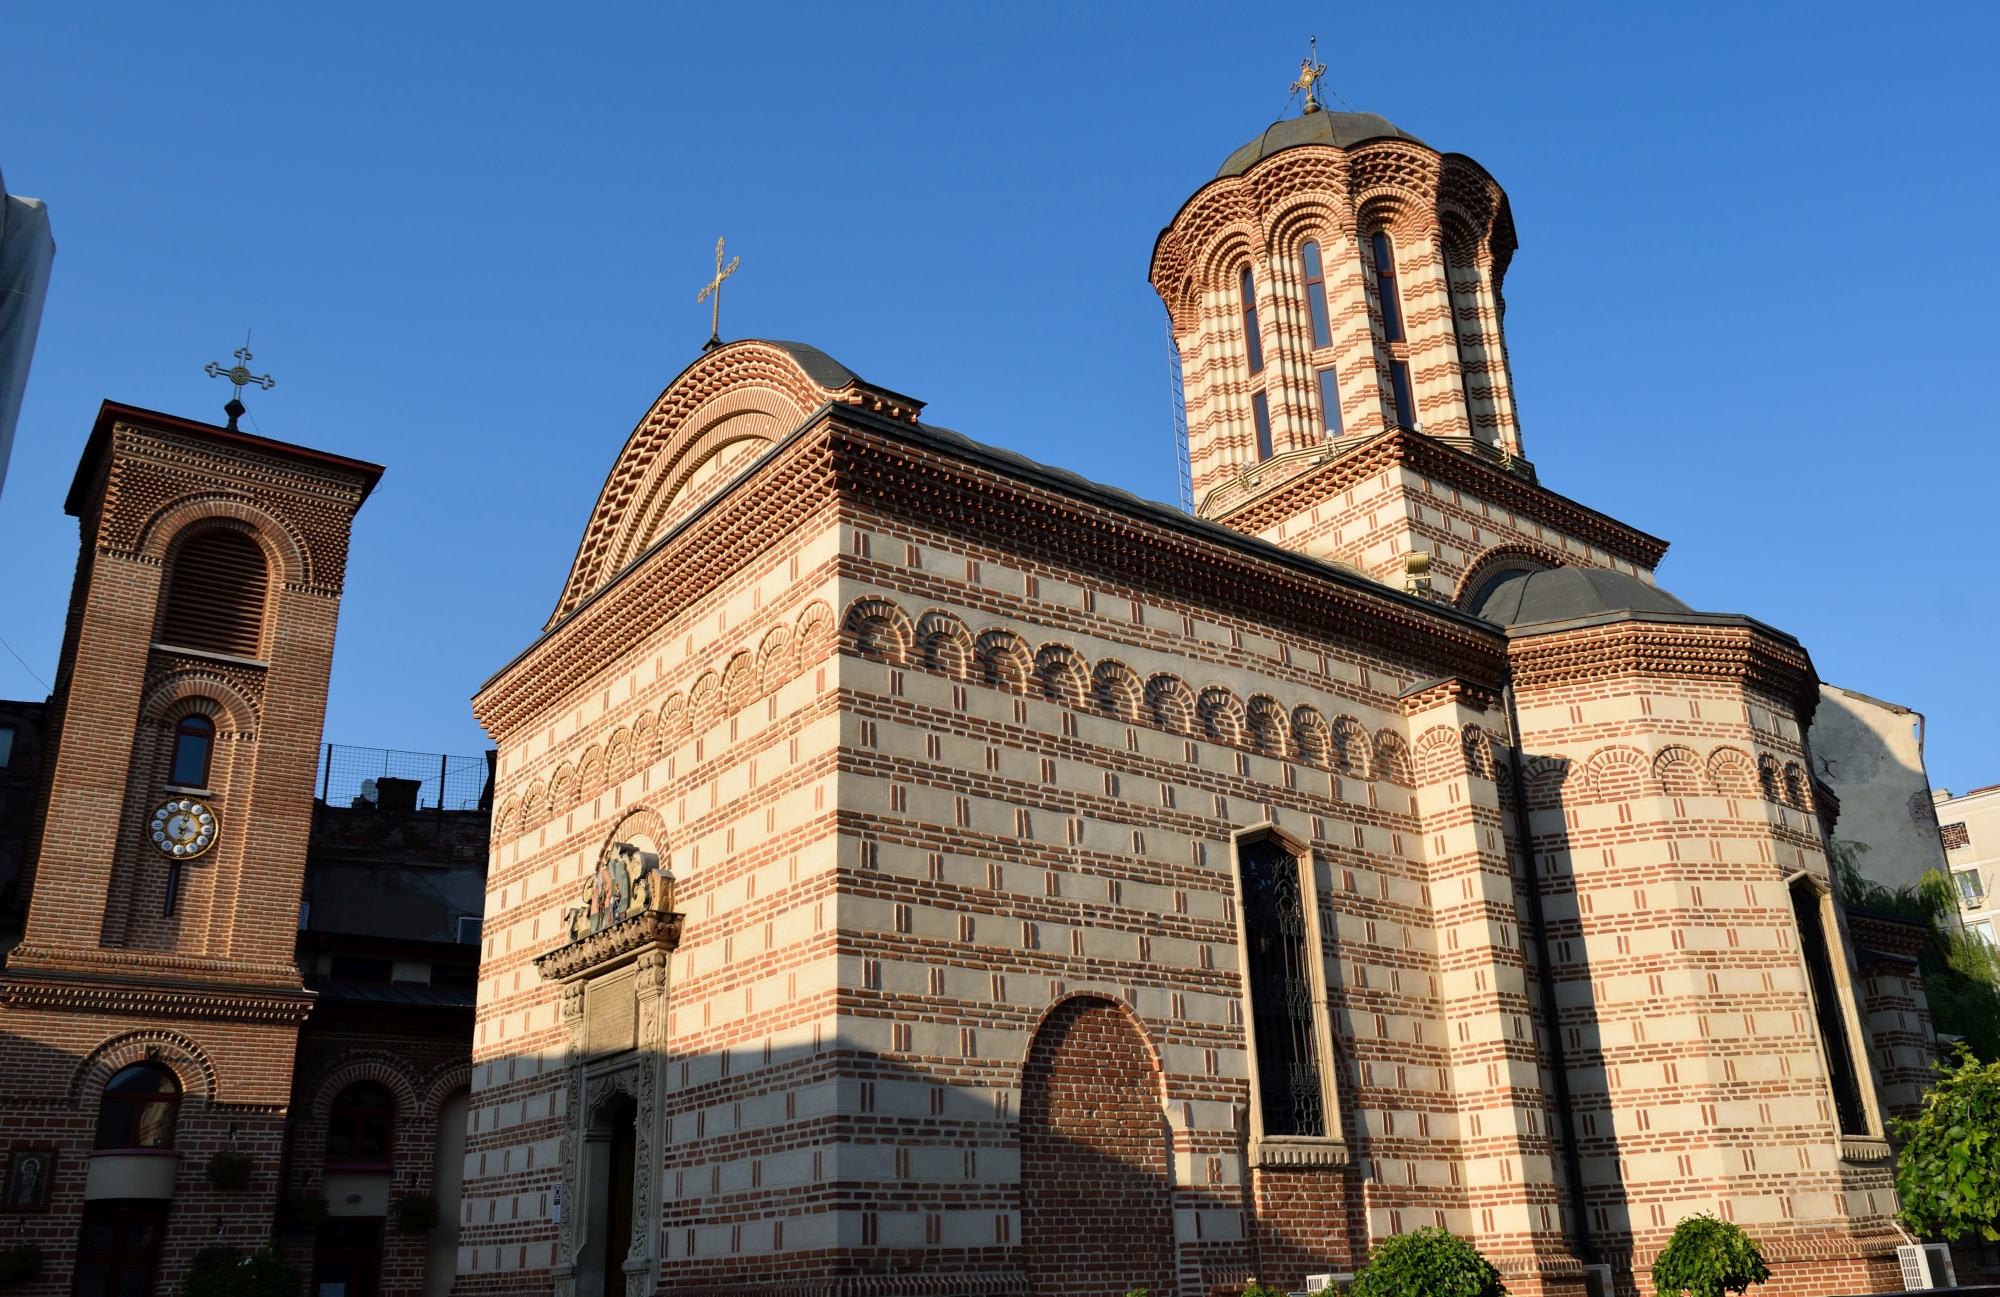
left=181, top=1249, right=299, bottom=1297
left=1242, top=1283, right=1285, bottom=1297
left=1835, top=845, right=2000, bottom=1059
left=389, top=1194, right=440, bottom=1234
left=0, top=1245, right=44, bottom=1285
left=1350, top=1227, right=1505, bottom=1297
left=204, top=1150, right=254, bottom=1191
left=1896, top=1042, right=2000, bottom=1239
left=1650, top=1214, right=1770, bottom=1297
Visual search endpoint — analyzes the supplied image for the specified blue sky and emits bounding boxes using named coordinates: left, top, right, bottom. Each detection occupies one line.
left=3, top=2, right=1995, bottom=792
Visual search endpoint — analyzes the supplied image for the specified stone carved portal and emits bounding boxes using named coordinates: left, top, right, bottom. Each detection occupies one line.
left=541, top=830, right=681, bottom=1297
left=1020, top=997, right=1176, bottom=1297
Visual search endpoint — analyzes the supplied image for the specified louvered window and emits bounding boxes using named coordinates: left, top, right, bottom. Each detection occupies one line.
left=160, top=530, right=268, bottom=657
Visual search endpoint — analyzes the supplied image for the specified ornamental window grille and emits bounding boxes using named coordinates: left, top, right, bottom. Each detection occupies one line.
left=1238, top=837, right=1325, bottom=1137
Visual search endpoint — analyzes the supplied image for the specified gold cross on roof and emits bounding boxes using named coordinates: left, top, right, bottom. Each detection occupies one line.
left=697, top=237, right=741, bottom=352
left=203, top=332, right=275, bottom=430
left=1291, top=36, right=1328, bottom=113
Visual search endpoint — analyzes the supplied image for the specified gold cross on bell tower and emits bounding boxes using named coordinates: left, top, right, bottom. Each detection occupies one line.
left=203, top=332, right=275, bottom=430
left=697, top=237, right=741, bottom=352
left=1291, top=37, right=1328, bottom=114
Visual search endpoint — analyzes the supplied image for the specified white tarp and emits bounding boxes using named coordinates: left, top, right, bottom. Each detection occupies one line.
left=0, top=169, right=56, bottom=502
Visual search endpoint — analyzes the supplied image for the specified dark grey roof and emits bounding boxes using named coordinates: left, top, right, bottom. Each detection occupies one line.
left=306, top=978, right=477, bottom=1009
left=1217, top=110, right=1425, bottom=177
left=1475, top=566, right=1694, bottom=628
left=762, top=340, right=859, bottom=390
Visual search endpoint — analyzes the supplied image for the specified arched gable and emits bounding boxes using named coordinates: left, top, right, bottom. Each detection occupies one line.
left=549, top=341, right=923, bottom=627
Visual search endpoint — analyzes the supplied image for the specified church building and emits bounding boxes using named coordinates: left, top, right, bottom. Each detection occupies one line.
left=461, top=95, right=1925, bottom=1297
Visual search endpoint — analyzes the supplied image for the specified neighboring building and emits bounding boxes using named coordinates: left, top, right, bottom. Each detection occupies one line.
left=0, top=167, right=56, bottom=500
left=462, top=101, right=1918, bottom=1297
left=1935, top=785, right=2000, bottom=945
left=0, top=697, right=48, bottom=939
left=0, top=403, right=381, bottom=1296
left=281, top=745, right=493, bottom=1297
left=1809, top=684, right=1949, bottom=892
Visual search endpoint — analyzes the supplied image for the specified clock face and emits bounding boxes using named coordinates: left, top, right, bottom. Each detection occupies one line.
left=150, top=798, right=218, bottom=859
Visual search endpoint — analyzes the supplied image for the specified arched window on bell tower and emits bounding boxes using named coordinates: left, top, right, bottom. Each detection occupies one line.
left=160, top=529, right=269, bottom=658
left=1238, top=266, right=1264, bottom=376
left=1370, top=232, right=1417, bottom=429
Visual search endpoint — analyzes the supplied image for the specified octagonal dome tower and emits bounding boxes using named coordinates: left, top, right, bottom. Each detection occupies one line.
left=1152, top=102, right=1523, bottom=519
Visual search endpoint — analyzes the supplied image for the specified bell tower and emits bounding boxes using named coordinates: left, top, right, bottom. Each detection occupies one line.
left=1150, top=101, right=1671, bottom=608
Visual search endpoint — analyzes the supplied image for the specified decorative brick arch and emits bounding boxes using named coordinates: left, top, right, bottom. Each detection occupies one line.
left=1090, top=659, right=1142, bottom=723
left=1413, top=723, right=1466, bottom=786
left=841, top=596, right=912, bottom=666
left=1654, top=745, right=1704, bottom=796
left=1197, top=686, right=1246, bottom=747
left=1524, top=754, right=1574, bottom=811
left=1144, top=674, right=1194, bottom=736
left=136, top=493, right=310, bottom=590
left=755, top=624, right=795, bottom=694
left=1034, top=644, right=1089, bottom=709
left=688, top=672, right=721, bottom=732
left=601, top=806, right=669, bottom=861
left=139, top=671, right=261, bottom=733
left=1018, top=995, right=1175, bottom=1297
left=1331, top=716, right=1372, bottom=778
left=604, top=728, right=632, bottom=777
left=975, top=629, right=1032, bottom=692
left=913, top=611, right=972, bottom=681
left=1246, top=694, right=1291, bottom=758
left=1373, top=729, right=1413, bottom=786
left=69, top=1028, right=220, bottom=1106
left=576, top=745, right=605, bottom=797
left=307, top=1055, right=423, bottom=1124
left=1292, top=704, right=1332, bottom=767
left=1581, top=746, right=1652, bottom=804
left=1707, top=747, right=1759, bottom=798
left=1463, top=723, right=1502, bottom=783
left=794, top=600, right=835, bottom=664
left=1456, top=542, right=1564, bottom=612
left=719, top=650, right=755, bottom=713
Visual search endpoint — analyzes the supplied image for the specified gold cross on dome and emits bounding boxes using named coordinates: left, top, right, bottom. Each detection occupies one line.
left=203, top=332, right=275, bottom=430
left=696, top=237, right=741, bottom=352
left=1291, top=37, right=1328, bottom=113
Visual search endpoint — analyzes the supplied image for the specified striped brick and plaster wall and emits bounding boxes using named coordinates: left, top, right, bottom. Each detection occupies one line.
left=463, top=340, right=1917, bottom=1297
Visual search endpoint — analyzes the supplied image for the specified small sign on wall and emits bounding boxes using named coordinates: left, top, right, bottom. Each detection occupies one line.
left=2, top=1147, right=56, bottom=1211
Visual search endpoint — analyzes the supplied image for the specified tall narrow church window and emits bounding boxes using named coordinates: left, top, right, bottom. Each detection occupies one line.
left=1300, top=241, right=1332, bottom=349
left=1252, top=392, right=1274, bottom=461
left=170, top=714, right=215, bottom=788
left=1371, top=233, right=1417, bottom=428
left=1237, top=838, right=1325, bottom=1137
left=1315, top=367, right=1343, bottom=437
left=161, top=529, right=269, bottom=657
left=1442, top=246, right=1479, bottom=433
left=1239, top=267, right=1265, bottom=375
left=1791, top=881, right=1868, bottom=1135
left=96, top=1064, right=180, bottom=1150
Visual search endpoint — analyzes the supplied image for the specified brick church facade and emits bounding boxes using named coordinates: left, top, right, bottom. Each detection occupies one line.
left=460, top=104, right=1924, bottom=1297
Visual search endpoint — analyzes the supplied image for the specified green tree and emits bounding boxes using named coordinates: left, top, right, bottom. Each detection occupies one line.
left=1833, top=842, right=2000, bottom=1060
left=181, top=1249, right=299, bottom=1297
left=1895, top=1042, right=2000, bottom=1239
left=1650, top=1214, right=1770, bottom=1297
left=1350, top=1227, right=1505, bottom=1297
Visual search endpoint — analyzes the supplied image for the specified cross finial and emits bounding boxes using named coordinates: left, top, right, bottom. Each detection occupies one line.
left=1290, top=36, right=1328, bottom=114
left=203, top=332, right=275, bottom=430
left=696, top=237, right=741, bottom=352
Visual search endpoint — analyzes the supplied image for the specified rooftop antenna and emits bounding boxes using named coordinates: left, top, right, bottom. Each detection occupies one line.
left=1291, top=37, right=1328, bottom=113
left=204, top=331, right=274, bottom=430
left=697, top=237, right=741, bottom=352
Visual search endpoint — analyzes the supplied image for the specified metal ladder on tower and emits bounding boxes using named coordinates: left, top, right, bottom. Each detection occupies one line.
left=1165, top=311, right=1193, bottom=515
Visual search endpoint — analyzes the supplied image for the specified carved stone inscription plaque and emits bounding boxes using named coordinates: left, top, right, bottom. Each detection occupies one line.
left=585, top=967, right=637, bottom=1056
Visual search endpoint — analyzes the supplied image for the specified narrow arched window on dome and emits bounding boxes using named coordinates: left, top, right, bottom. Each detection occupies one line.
left=1300, top=241, right=1332, bottom=349
left=1315, top=366, right=1343, bottom=438
left=1239, top=267, right=1264, bottom=375
left=170, top=714, right=215, bottom=788
left=1252, top=392, right=1273, bottom=461
left=1371, top=232, right=1417, bottom=428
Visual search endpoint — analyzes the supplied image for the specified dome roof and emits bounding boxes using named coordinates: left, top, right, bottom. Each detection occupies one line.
left=1216, top=110, right=1425, bottom=178
left=1474, top=566, right=1693, bottom=628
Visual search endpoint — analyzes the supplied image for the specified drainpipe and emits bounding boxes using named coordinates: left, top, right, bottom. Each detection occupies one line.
left=1501, top=681, right=1594, bottom=1265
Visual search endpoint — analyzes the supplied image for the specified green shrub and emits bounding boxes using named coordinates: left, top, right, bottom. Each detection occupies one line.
left=1243, top=1283, right=1287, bottom=1297
left=1351, top=1227, right=1505, bottom=1297
left=1650, top=1214, right=1770, bottom=1297
left=181, top=1249, right=299, bottom=1297
left=1895, top=1042, right=2000, bottom=1239
left=0, top=1245, right=44, bottom=1285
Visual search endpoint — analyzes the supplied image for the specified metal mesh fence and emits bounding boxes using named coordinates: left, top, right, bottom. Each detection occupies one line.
left=318, top=744, right=492, bottom=812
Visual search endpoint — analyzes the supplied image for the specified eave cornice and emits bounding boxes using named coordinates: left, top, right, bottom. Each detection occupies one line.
left=1506, top=614, right=1818, bottom=723
left=1218, top=428, right=1671, bottom=571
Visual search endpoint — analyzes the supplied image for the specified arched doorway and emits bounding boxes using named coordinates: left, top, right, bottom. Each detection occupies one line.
left=1020, top=997, right=1175, bottom=1297
left=577, top=1093, right=637, bottom=1297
